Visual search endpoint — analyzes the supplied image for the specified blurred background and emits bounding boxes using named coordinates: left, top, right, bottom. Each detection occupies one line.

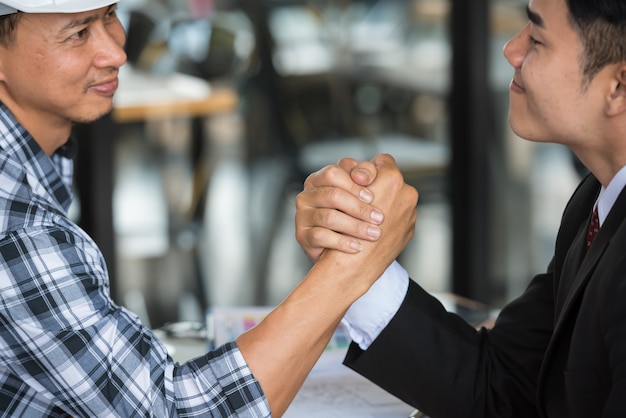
left=72, top=0, right=585, bottom=328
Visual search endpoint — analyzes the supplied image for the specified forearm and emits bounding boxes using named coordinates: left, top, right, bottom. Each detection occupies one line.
left=236, top=248, right=382, bottom=417
left=346, top=274, right=554, bottom=418
left=345, top=281, right=486, bottom=416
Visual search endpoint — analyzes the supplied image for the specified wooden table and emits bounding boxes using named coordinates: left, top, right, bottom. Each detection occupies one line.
left=112, top=68, right=238, bottom=123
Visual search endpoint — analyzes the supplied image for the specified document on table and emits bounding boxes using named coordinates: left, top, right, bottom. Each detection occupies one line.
left=284, top=347, right=414, bottom=418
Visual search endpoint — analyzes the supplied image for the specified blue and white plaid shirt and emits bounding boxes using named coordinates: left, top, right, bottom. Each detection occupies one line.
left=0, top=104, right=270, bottom=417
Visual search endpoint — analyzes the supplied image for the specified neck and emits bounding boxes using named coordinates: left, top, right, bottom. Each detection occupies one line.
left=569, top=126, right=626, bottom=188
left=0, top=100, right=72, bottom=156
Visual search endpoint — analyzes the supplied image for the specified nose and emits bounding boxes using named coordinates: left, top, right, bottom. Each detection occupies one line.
left=93, top=18, right=127, bottom=69
left=503, top=23, right=529, bottom=69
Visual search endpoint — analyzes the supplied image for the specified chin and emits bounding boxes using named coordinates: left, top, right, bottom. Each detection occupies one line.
left=72, top=107, right=113, bottom=125
left=509, top=115, right=541, bottom=143
left=508, top=115, right=526, bottom=139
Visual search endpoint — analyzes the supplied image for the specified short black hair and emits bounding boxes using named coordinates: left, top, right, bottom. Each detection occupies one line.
left=567, top=0, right=626, bottom=83
left=0, top=12, right=21, bottom=48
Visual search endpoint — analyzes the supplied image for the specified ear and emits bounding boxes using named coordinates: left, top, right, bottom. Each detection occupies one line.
left=607, top=63, right=626, bottom=116
left=0, top=45, right=10, bottom=83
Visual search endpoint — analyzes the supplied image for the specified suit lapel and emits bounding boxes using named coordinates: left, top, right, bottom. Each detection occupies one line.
left=553, top=223, right=588, bottom=314
left=555, top=184, right=626, bottom=325
left=552, top=174, right=599, bottom=314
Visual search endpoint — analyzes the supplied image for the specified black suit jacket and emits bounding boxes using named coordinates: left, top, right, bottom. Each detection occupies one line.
left=344, top=174, right=626, bottom=418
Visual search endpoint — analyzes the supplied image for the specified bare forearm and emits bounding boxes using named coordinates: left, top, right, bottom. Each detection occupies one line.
left=236, top=250, right=375, bottom=416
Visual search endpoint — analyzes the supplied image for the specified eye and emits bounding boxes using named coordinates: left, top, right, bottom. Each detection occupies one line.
left=70, top=27, right=89, bottom=40
left=104, top=5, right=118, bottom=22
left=529, top=35, right=541, bottom=46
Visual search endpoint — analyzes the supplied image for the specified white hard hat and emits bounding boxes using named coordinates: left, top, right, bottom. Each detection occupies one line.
left=0, top=0, right=116, bottom=16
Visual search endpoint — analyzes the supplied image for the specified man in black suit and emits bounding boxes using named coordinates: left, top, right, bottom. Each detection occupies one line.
left=295, top=0, right=626, bottom=416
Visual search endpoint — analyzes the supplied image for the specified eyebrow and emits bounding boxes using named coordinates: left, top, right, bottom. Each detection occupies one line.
left=526, top=5, right=545, bottom=28
left=61, top=4, right=116, bottom=32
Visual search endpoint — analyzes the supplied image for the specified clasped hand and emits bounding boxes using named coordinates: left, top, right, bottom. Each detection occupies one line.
left=295, top=154, right=418, bottom=281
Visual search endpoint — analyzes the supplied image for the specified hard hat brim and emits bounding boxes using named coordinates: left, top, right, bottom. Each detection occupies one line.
left=0, top=0, right=117, bottom=16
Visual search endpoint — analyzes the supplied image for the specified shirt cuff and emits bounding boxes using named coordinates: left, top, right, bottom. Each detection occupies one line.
left=341, top=260, right=409, bottom=350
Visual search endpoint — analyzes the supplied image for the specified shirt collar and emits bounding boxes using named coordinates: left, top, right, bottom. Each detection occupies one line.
left=596, top=164, right=626, bottom=226
left=0, top=103, right=74, bottom=212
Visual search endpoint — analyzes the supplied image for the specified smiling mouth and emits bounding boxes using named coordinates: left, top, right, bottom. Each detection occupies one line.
left=510, top=77, right=525, bottom=93
left=88, top=78, right=119, bottom=96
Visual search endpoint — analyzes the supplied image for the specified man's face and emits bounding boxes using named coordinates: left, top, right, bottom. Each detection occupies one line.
left=503, top=0, right=608, bottom=147
left=0, top=5, right=126, bottom=130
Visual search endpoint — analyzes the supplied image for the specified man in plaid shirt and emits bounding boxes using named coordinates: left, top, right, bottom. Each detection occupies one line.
left=0, top=1, right=418, bottom=416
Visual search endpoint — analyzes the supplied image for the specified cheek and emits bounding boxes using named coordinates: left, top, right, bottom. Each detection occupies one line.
left=40, top=55, right=88, bottom=91
left=4, top=53, right=42, bottom=93
left=31, top=57, right=50, bottom=76
left=29, top=50, right=63, bottom=84
left=524, top=66, right=565, bottom=112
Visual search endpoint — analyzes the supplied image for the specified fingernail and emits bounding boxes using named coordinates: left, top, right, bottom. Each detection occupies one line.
left=359, top=189, right=373, bottom=203
left=367, top=226, right=381, bottom=239
left=350, top=241, right=364, bottom=251
left=370, top=210, right=383, bottom=223
left=354, top=168, right=370, bottom=179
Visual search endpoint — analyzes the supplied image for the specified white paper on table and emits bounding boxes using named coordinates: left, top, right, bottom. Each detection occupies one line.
left=284, top=347, right=414, bottom=418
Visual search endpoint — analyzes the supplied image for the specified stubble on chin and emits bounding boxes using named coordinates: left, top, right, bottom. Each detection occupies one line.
left=70, top=104, right=114, bottom=125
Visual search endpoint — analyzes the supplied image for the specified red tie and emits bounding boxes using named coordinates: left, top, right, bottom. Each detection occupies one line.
left=586, top=207, right=600, bottom=250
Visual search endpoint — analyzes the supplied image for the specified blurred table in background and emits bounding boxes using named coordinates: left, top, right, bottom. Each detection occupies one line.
left=112, top=67, right=238, bottom=123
